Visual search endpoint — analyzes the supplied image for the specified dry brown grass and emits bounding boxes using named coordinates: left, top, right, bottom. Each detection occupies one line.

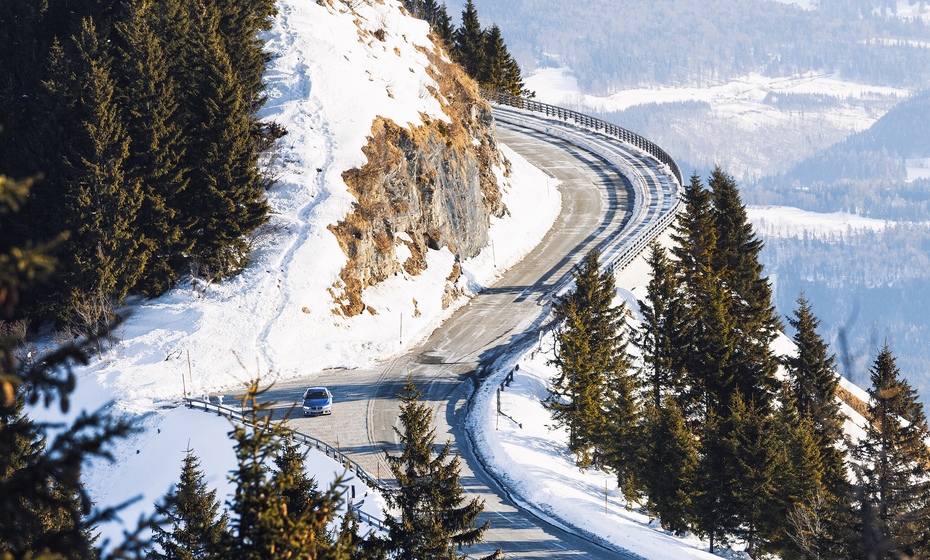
left=837, top=384, right=870, bottom=420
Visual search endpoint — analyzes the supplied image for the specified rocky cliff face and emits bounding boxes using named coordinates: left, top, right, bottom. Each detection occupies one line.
left=329, top=44, right=508, bottom=316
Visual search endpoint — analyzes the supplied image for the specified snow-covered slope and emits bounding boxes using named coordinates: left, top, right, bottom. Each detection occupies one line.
left=35, top=0, right=560, bottom=545
left=35, top=0, right=884, bottom=556
left=65, top=0, right=556, bottom=414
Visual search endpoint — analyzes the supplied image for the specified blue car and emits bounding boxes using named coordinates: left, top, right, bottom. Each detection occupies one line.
left=302, top=387, right=333, bottom=416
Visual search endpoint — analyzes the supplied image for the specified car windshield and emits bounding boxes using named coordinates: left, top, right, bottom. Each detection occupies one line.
left=305, top=390, right=328, bottom=400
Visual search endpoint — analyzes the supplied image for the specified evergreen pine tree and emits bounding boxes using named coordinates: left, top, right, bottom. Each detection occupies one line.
left=272, top=436, right=346, bottom=557
left=636, top=242, right=689, bottom=409
left=149, top=451, right=228, bottom=560
left=381, top=378, right=489, bottom=559
left=726, top=393, right=790, bottom=558
left=669, top=174, right=733, bottom=419
left=851, top=346, right=930, bottom=559
left=686, top=264, right=738, bottom=422
left=452, top=0, right=484, bottom=79
left=112, top=0, right=189, bottom=295
left=211, top=0, right=276, bottom=113
left=0, top=395, right=97, bottom=560
left=335, top=507, right=378, bottom=560
left=180, top=3, right=268, bottom=278
left=693, top=406, right=739, bottom=554
left=781, top=407, right=826, bottom=513
left=708, top=167, right=780, bottom=409
left=42, top=17, right=144, bottom=316
left=598, top=308, right=640, bottom=502
left=641, top=399, right=698, bottom=535
left=670, top=173, right=717, bottom=285
left=273, top=438, right=320, bottom=520
left=545, top=295, right=596, bottom=463
left=773, top=403, right=858, bottom=559
left=785, top=294, right=847, bottom=490
left=478, top=26, right=527, bottom=96
left=477, top=25, right=505, bottom=90
left=546, top=249, right=630, bottom=468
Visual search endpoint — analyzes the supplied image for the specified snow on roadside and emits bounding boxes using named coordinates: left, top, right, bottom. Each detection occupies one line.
left=82, top=407, right=388, bottom=545
left=470, top=331, right=724, bottom=560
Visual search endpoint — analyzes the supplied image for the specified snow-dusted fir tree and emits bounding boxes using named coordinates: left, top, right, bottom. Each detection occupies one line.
left=785, top=294, right=846, bottom=489
left=709, top=167, right=780, bottom=410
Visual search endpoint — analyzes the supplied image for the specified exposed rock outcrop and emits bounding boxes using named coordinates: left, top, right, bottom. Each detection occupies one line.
left=329, top=41, right=508, bottom=316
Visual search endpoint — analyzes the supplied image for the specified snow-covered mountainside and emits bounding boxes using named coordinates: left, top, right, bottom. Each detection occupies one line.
left=60, top=0, right=553, bottom=413
left=35, top=0, right=559, bottom=543
left=33, top=1, right=888, bottom=556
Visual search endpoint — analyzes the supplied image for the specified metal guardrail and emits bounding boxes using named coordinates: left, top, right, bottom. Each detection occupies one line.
left=603, top=194, right=681, bottom=276
left=481, top=89, right=683, bottom=187
left=184, top=397, right=388, bottom=530
left=484, top=90, right=684, bottom=296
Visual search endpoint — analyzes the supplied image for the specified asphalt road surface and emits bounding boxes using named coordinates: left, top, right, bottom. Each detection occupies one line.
left=257, top=116, right=660, bottom=558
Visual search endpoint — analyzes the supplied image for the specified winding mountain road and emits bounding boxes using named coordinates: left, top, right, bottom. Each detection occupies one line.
left=264, top=104, right=681, bottom=557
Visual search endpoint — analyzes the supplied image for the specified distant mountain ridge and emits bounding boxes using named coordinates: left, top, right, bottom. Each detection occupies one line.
left=774, top=89, right=930, bottom=185
left=448, top=0, right=930, bottom=92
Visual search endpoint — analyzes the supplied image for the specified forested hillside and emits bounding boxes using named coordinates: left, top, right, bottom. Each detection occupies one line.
left=754, top=89, right=930, bottom=198
left=0, top=0, right=279, bottom=321
left=446, top=0, right=930, bottom=91
left=545, top=168, right=930, bottom=558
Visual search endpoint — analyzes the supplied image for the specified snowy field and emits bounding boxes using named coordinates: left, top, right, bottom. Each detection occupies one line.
left=907, top=157, right=930, bottom=182
left=746, top=205, right=891, bottom=239
left=525, top=66, right=907, bottom=133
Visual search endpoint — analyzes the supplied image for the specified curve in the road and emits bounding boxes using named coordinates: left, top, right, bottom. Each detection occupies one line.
left=259, top=99, right=683, bottom=558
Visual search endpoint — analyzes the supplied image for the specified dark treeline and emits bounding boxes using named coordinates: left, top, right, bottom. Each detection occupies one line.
left=752, top=90, right=930, bottom=196
left=403, top=0, right=531, bottom=97
left=742, top=89, right=930, bottom=206
left=548, top=168, right=930, bottom=558
left=0, top=0, right=281, bottom=322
